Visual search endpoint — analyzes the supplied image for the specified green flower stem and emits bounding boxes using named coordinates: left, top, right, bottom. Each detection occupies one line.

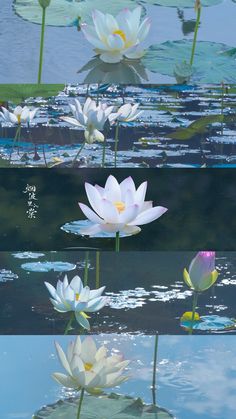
left=77, top=388, right=85, bottom=419
left=96, top=251, right=100, bottom=289
left=190, top=5, right=201, bottom=67
left=64, top=312, right=74, bottom=335
left=115, top=232, right=120, bottom=252
left=102, top=138, right=106, bottom=167
left=84, top=251, right=89, bottom=286
left=9, top=125, right=21, bottom=163
left=72, top=141, right=86, bottom=167
left=189, top=292, right=199, bottom=335
left=152, top=334, right=159, bottom=406
left=114, top=122, right=120, bottom=168
left=38, top=6, right=46, bottom=84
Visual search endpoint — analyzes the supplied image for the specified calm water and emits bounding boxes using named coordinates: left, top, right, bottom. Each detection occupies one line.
left=2, top=0, right=236, bottom=83
left=0, top=251, right=235, bottom=334
left=0, top=334, right=236, bottom=418
left=1, top=85, right=236, bottom=168
left=0, top=168, right=236, bottom=251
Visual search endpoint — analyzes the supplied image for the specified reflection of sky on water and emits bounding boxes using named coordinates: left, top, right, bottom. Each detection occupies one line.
left=0, top=335, right=236, bottom=418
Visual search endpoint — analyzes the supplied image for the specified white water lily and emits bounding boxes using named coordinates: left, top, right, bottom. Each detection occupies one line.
left=81, top=7, right=151, bottom=64
left=78, top=175, right=168, bottom=236
left=61, top=97, right=114, bottom=144
left=44, top=275, right=108, bottom=330
left=115, top=103, right=143, bottom=122
left=183, top=251, right=219, bottom=292
left=0, top=105, right=38, bottom=125
left=53, top=336, right=130, bottom=393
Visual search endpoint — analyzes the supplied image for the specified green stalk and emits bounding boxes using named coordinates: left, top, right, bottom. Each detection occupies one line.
left=84, top=251, right=89, bottom=286
left=190, top=4, right=201, bottom=67
left=72, top=141, right=86, bottom=167
left=152, top=334, right=159, bottom=406
left=9, top=125, right=21, bottom=163
left=96, top=251, right=100, bottom=289
left=77, top=388, right=85, bottom=419
left=38, top=6, right=46, bottom=84
left=115, top=232, right=120, bottom=252
left=102, top=137, right=106, bottom=167
left=64, top=312, right=74, bottom=335
left=114, top=122, right=119, bottom=168
left=189, top=292, right=198, bottom=335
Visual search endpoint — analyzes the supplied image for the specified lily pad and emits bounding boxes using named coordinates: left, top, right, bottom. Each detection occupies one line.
left=0, top=84, right=65, bottom=104
left=181, top=315, right=236, bottom=332
left=61, top=220, right=134, bottom=238
left=33, top=393, right=174, bottom=418
left=21, top=261, right=76, bottom=272
left=14, top=0, right=141, bottom=27
left=12, top=252, right=45, bottom=259
left=140, top=0, right=222, bottom=6
left=142, top=40, right=236, bottom=83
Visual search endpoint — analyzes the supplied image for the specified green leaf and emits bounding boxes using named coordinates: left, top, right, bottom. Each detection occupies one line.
left=0, top=84, right=65, bottom=104
left=140, top=0, right=222, bottom=6
left=167, top=114, right=224, bottom=140
left=142, top=40, right=236, bottom=83
left=34, top=393, right=174, bottom=418
left=13, top=0, right=141, bottom=27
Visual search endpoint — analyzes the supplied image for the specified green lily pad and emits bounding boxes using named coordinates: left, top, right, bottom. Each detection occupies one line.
left=13, top=0, right=141, bottom=27
left=33, top=393, right=174, bottom=418
left=167, top=114, right=224, bottom=140
left=140, top=0, right=222, bottom=6
left=0, top=84, right=64, bottom=104
left=142, top=40, right=236, bottom=83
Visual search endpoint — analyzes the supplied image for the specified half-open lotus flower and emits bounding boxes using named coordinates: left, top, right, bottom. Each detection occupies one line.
left=44, top=275, right=108, bottom=330
left=79, top=175, right=168, bottom=236
left=115, top=103, right=142, bottom=122
left=81, top=7, right=151, bottom=64
left=183, top=251, right=219, bottom=292
left=61, top=97, right=114, bottom=144
left=53, top=336, right=130, bottom=393
left=0, top=106, right=38, bottom=125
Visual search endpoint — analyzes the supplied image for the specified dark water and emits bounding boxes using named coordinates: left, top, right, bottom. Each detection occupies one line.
left=0, top=251, right=235, bottom=335
left=0, top=168, right=236, bottom=250
left=1, top=85, right=236, bottom=168
left=1, top=334, right=236, bottom=419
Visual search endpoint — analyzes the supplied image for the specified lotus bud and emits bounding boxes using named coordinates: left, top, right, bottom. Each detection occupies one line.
left=183, top=251, right=219, bottom=292
left=38, top=0, right=51, bottom=8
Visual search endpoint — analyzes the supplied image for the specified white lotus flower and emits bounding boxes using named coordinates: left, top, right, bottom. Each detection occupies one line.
left=115, top=103, right=143, bottom=122
left=61, top=97, right=115, bottom=144
left=78, top=175, right=168, bottom=236
left=0, top=105, right=38, bottom=125
left=44, top=275, right=108, bottom=330
left=53, top=336, right=130, bottom=393
left=81, top=7, right=151, bottom=64
left=183, top=251, right=219, bottom=292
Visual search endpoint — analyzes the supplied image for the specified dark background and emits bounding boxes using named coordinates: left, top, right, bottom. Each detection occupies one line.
left=0, top=168, right=235, bottom=251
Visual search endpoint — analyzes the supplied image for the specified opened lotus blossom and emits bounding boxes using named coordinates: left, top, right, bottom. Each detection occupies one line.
left=53, top=336, right=130, bottom=393
left=81, top=7, right=151, bottom=64
left=61, top=97, right=114, bottom=144
left=78, top=175, right=168, bottom=236
left=183, top=251, right=219, bottom=292
left=0, top=105, right=38, bottom=125
left=44, top=275, right=108, bottom=330
left=115, top=103, right=143, bottom=122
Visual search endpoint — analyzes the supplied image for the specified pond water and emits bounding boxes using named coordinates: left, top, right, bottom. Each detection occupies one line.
left=0, top=251, right=235, bottom=334
left=1, top=84, right=236, bottom=168
left=0, top=334, right=236, bottom=418
left=2, top=0, right=236, bottom=83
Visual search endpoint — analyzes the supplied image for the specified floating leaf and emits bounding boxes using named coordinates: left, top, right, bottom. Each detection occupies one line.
left=33, top=393, right=174, bottom=418
left=61, top=220, right=134, bottom=238
left=12, top=252, right=45, bottom=259
left=181, top=315, right=236, bottom=331
left=21, top=261, right=76, bottom=272
left=14, top=0, right=141, bottom=27
left=167, top=114, right=224, bottom=140
left=0, top=84, right=65, bottom=104
left=143, top=40, right=236, bottom=83
left=140, top=0, right=222, bottom=6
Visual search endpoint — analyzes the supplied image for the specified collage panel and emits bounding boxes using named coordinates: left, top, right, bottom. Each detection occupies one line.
left=0, top=83, right=236, bottom=168
left=0, top=250, right=235, bottom=335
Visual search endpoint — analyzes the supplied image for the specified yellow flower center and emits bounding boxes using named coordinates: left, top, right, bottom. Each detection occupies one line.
left=17, top=115, right=21, bottom=124
left=75, top=293, right=80, bottom=301
left=114, top=201, right=125, bottom=213
left=113, top=29, right=126, bottom=42
left=84, top=362, right=93, bottom=371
